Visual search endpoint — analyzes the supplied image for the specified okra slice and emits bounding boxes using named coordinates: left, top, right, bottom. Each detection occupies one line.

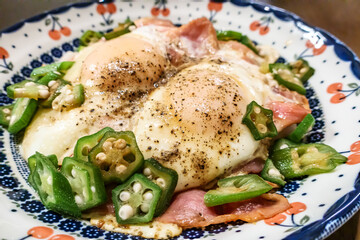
left=88, top=131, right=144, bottom=183
left=39, top=79, right=70, bottom=108
left=7, top=80, right=50, bottom=100
left=271, top=143, right=347, bottom=179
left=269, top=63, right=306, bottom=95
left=260, top=159, right=286, bottom=186
left=204, top=174, right=272, bottom=207
left=27, top=152, right=81, bottom=218
left=74, top=127, right=115, bottom=162
left=240, top=35, right=259, bottom=54
left=36, top=71, right=62, bottom=86
left=0, top=104, right=14, bottom=128
left=80, top=30, right=103, bottom=47
left=51, top=84, right=85, bottom=111
left=8, top=98, right=37, bottom=134
left=290, top=58, right=315, bottom=83
left=270, top=138, right=300, bottom=155
left=28, top=154, right=58, bottom=188
left=28, top=154, right=58, bottom=174
left=142, top=158, right=178, bottom=216
left=242, top=101, right=278, bottom=140
left=104, top=19, right=134, bottom=40
left=216, top=30, right=243, bottom=41
left=112, top=173, right=162, bottom=224
left=287, top=114, right=315, bottom=143
left=30, top=61, right=74, bottom=80
left=61, top=157, right=107, bottom=211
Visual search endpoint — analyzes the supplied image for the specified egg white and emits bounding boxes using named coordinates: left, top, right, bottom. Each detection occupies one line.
left=22, top=27, right=170, bottom=161
left=133, top=59, right=278, bottom=191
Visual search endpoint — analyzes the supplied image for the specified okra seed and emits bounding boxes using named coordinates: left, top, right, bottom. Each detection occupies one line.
left=116, top=164, right=127, bottom=173
left=119, top=191, right=131, bottom=201
left=48, top=80, right=57, bottom=87
left=113, top=139, right=127, bottom=149
left=119, top=204, right=134, bottom=220
left=2, top=108, right=10, bottom=114
left=75, top=195, right=84, bottom=204
left=9, top=115, right=16, bottom=124
left=47, top=176, right=52, bottom=185
left=140, top=203, right=150, bottom=213
left=37, top=85, right=48, bottom=90
left=256, top=123, right=267, bottom=133
left=268, top=168, right=281, bottom=177
left=95, top=152, right=107, bottom=163
left=71, top=169, right=77, bottom=178
left=143, top=191, right=153, bottom=201
left=156, top=178, right=166, bottom=188
left=291, top=150, right=299, bottom=159
left=143, top=168, right=152, bottom=176
left=25, top=82, right=36, bottom=87
left=6, top=116, right=10, bottom=121
left=307, top=146, right=318, bottom=153
left=279, top=144, right=288, bottom=150
left=91, top=186, right=96, bottom=193
left=14, top=88, right=25, bottom=94
left=65, top=94, right=75, bottom=103
left=254, top=106, right=261, bottom=114
left=300, top=67, right=307, bottom=74
left=102, top=140, right=112, bottom=152
left=133, top=182, right=142, bottom=193
left=39, top=89, right=50, bottom=99
left=66, top=89, right=72, bottom=95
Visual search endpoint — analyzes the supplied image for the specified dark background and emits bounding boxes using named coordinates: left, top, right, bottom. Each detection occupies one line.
left=0, top=0, right=359, bottom=239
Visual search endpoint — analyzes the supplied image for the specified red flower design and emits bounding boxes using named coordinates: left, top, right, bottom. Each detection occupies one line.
left=305, top=40, right=314, bottom=48
left=208, top=1, right=223, bottom=12
left=305, top=40, right=326, bottom=56
left=48, top=30, right=61, bottom=40
left=249, top=17, right=273, bottom=35
left=48, top=234, right=75, bottom=240
left=27, top=226, right=54, bottom=239
left=60, top=27, right=71, bottom=37
left=330, top=93, right=346, bottom=103
left=285, top=202, right=306, bottom=215
left=106, top=3, right=117, bottom=14
left=264, top=213, right=287, bottom=225
left=151, top=7, right=160, bottom=16
left=327, top=82, right=343, bottom=93
left=350, top=141, right=360, bottom=152
left=259, top=26, right=270, bottom=35
left=0, top=47, right=9, bottom=59
left=96, top=4, right=107, bottom=14
left=313, top=44, right=327, bottom=56
left=347, top=153, right=360, bottom=165
left=151, top=0, right=170, bottom=17
left=46, top=15, right=71, bottom=40
left=250, top=21, right=260, bottom=31
left=346, top=141, right=360, bottom=165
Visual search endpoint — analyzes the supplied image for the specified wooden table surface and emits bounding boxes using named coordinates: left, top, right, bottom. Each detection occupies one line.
left=0, top=0, right=359, bottom=239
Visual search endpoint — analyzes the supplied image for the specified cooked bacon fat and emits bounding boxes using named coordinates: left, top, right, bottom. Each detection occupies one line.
left=157, top=189, right=290, bottom=228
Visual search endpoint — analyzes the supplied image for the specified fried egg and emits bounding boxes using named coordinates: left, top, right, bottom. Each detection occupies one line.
left=20, top=18, right=288, bottom=239
left=22, top=26, right=170, bottom=161
left=133, top=59, right=274, bottom=191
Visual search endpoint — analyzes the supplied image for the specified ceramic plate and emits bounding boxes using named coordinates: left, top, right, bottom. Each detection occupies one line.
left=0, top=1, right=359, bottom=239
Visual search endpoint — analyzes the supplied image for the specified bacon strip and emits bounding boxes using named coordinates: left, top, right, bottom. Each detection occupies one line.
left=165, top=17, right=219, bottom=65
left=134, top=17, right=175, bottom=28
left=157, top=189, right=290, bottom=228
left=267, top=101, right=311, bottom=131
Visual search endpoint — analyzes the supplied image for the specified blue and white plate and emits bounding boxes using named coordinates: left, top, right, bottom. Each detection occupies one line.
left=0, top=1, right=359, bottom=239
